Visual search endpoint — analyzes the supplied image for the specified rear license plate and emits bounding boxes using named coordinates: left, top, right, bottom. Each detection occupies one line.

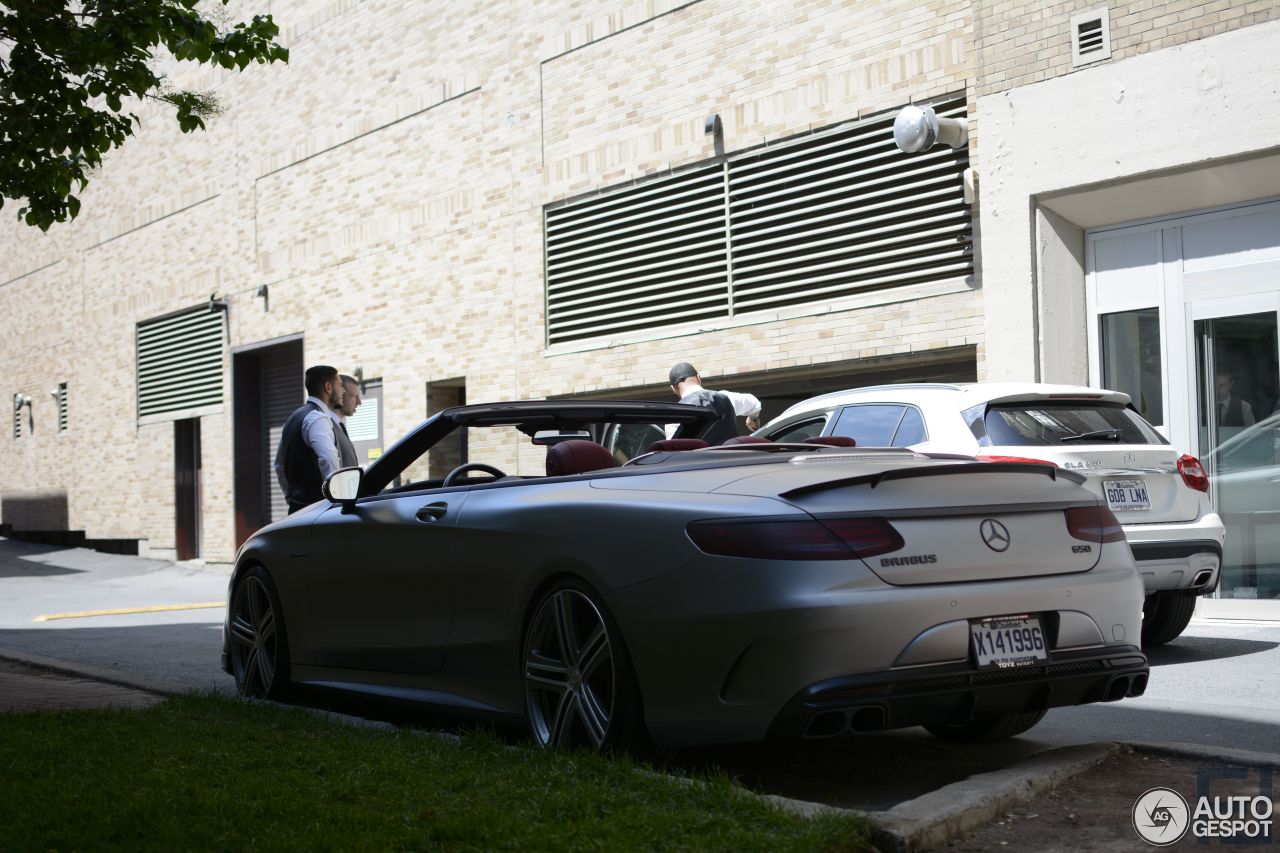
left=970, top=615, right=1048, bottom=669
left=1104, top=478, right=1151, bottom=511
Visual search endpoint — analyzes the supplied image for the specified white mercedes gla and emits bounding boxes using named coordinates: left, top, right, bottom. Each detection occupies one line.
left=758, top=383, right=1225, bottom=645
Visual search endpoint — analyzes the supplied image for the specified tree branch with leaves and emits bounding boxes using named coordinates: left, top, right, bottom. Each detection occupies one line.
left=0, top=0, right=287, bottom=231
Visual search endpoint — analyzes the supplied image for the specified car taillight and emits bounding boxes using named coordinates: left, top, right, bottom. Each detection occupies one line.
left=977, top=454, right=1059, bottom=467
left=686, top=517, right=903, bottom=560
left=1177, top=454, right=1209, bottom=493
left=1065, top=506, right=1125, bottom=543
left=819, top=518, right=905, bottom=558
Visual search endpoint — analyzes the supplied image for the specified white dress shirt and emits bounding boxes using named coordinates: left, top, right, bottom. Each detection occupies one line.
left=274, top=397, right=343, bottom=496
left=665, top=387, right=763, bottom=438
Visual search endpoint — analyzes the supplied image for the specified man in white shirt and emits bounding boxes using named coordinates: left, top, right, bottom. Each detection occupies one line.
left=274, top=365, right=346, bottom=513
left=664, top=361, right=762, bottom=444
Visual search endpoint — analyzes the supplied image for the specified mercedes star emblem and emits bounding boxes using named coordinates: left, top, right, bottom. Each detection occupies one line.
left=980, top=518, right=1011, bottom=552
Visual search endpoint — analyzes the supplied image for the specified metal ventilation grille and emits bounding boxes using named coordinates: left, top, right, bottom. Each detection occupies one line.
left=57, top=383, right=67, bottom=432
left=11, top=395, right=19, bottom=439
left=545, top=165, right=729, bottom=344
left=1071, top=8, right=1111, bottom=67
left=729, top=97, right=971, bottom=313
left=544, top=97, right=971, bottom=345
left=1076, top=18, right=1104, bottom=53
left=136, top=307, right=225, bottom=420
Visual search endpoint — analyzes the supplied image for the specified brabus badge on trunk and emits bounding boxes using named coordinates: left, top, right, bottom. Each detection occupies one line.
left=980, top=519, right=1010, bottom=552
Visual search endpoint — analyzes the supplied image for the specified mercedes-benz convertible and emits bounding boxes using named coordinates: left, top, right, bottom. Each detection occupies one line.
left=223, top=400, right=1149, bottom=751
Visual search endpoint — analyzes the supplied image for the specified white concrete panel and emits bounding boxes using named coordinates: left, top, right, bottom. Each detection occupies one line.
left=977, top=18, right=1280, bottom=381
left=1182, top=207, right=1280, bottom=273
left=1092, top=230, right=1161, bottom=311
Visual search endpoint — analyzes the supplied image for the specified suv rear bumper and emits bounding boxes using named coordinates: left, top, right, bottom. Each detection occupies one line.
left=768, top=646, right=1149, bottom=739
left=1123, top=512, right=1225, bottom=596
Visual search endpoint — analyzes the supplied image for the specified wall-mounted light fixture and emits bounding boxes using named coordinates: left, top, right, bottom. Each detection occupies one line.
left=892, top=105, right=968, bottom=153
left=208, top=293, right=230, bottom=313
left=256, top=283, right=270, bottom=312
left=704, top=113, right=724, bottom=157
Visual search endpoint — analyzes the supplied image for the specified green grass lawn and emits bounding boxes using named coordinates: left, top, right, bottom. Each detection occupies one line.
left=0, top=694, right=870, bottom=851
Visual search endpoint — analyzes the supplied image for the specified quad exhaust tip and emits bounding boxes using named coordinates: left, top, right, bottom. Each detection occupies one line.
left=803, top=705, right=888, bottom=738
left=1105, top=673, right=1148, bottom=702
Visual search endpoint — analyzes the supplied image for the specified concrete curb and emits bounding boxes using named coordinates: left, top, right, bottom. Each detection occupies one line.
left=863, top=742, right=1118, bottom=852
left=1124, top=740, right=1280, bottom=769
left=0, top=647, right=185, bottom=697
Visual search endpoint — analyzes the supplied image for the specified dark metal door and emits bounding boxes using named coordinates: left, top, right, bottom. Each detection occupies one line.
left=175, top=418, right=202, bottom=560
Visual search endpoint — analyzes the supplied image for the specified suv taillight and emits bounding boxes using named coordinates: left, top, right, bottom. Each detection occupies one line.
left=1177, top=454, right=1210, bottom=493
left=1065, top=506, right=1125, bottom=543
left=687, top=517, right=903, bottom=560
left=977, top=454, right=1059, bottom=467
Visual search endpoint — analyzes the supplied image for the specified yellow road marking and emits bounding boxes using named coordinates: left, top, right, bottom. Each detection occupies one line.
left=34, top=602, right=224, bottom=622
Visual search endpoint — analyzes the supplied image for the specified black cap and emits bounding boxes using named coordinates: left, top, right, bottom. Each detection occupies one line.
left=668, top=362, right=698, bottom=385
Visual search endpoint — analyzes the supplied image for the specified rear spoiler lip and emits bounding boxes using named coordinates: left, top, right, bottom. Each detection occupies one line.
left=779, top=461, right=1086, bottom=498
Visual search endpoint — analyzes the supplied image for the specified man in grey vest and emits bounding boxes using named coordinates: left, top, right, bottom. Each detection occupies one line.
left=274, top=365, right=346, bottom=514
left=664, top=361, right=762, bottom=445
left=331, top=373, right=364, bottom=468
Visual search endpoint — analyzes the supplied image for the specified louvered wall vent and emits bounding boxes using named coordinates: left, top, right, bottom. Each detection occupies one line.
left=1071, top=8, right=1112, bottom=67
left=12, top=395, right=20, bottom=439
left=136, top=307, right=226, bottom=420
left=545, top=166, right=730, bottom=345
left=544, top=95, right=971, bottom=346
left=56, top=382, right=67, bottom=432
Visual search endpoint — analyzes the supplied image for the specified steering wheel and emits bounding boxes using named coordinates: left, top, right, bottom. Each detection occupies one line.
left=442, top=462, right=508, bottom=487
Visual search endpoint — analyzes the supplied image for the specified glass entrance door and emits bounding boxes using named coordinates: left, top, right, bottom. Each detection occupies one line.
left=1192, top=297, right=1280, bottom=601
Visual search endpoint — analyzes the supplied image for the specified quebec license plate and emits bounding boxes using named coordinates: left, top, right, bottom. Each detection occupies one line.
left=1103, top=478, right=1151, bottom=511
left=970, top=615, right=1048, bottom=669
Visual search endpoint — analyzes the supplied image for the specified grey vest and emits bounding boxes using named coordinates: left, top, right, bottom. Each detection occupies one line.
left=335, top=420, right=359, bottom=468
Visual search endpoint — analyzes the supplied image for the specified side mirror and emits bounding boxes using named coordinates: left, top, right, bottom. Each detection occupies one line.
left=322, top=467, right=363, bottom=510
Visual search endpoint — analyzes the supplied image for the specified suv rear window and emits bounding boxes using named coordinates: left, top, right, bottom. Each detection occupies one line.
left=964, top=401, right=1165, bottom=447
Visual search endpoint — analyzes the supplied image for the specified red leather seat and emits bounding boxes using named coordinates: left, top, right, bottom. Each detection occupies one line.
left=644, top=438, right=710, bottom=453
left=722, top=435, right=771, bottom=445
left=546, top=440, right=618, bottom=476
left=803, top=435, right=857, bottom=447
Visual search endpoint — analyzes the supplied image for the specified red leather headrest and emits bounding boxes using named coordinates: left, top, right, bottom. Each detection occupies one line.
left=546, top=440, right=617, bottom=476
left=722, top=435, right=771, bottom=445
left=803, top=435, right=856, bottom=447
left=644, top=438, right=710, bottom=453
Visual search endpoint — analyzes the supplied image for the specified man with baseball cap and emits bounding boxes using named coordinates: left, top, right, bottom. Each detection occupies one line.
left=665, top=361, right=762, bottom=445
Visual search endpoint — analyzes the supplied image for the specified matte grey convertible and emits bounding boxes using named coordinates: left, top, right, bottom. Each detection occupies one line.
left=223, top=400, right=1150, bottom=751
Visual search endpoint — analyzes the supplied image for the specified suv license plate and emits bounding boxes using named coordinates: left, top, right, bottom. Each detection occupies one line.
left=971, top=616, right=1048, bottom=669
left=1104, top=478, right=1151, bottom=511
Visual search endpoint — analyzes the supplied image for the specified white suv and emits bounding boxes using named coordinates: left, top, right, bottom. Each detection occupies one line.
left=757, top=383, right=1225, bottom=645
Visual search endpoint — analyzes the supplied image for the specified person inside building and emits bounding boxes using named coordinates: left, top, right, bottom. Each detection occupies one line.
left=331, top=373, right=363, bottom=469
left=664, top=361, right=762, bottom=445
left=1216, top=371, right=1257, bottom=428
left=274, top=364, right=346, bottom=514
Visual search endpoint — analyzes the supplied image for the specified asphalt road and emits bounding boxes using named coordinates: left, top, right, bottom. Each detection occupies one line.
left=2, top=536, right=1276, bottom=810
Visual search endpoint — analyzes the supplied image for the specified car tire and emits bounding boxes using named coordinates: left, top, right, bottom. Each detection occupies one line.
left=227, top=565, right=291, bottom=701
left=522, top=578, right=647, bottom=754
left=1141, top=590, right=1197, bottom=646
left=924, top=709, right=1048, bottom=743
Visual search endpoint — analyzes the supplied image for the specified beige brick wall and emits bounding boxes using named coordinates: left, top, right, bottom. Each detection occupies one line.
left=974, top=0, right=1280, bottom=97
left=1, top=0, right=980, bottom=564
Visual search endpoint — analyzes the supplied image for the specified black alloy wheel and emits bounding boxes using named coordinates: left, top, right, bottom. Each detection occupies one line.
left=523, top=579, right=644, bottom=753
left=1141, top=590, right=1197, bottom=646
left=228, top=566, right=290, bottom=700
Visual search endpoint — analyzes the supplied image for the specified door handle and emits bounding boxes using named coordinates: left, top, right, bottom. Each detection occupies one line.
left=416, top=502, right=448, bottom=522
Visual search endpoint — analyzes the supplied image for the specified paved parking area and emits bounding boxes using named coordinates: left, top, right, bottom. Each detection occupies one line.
left=0, top=657, right=160, bottom=712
